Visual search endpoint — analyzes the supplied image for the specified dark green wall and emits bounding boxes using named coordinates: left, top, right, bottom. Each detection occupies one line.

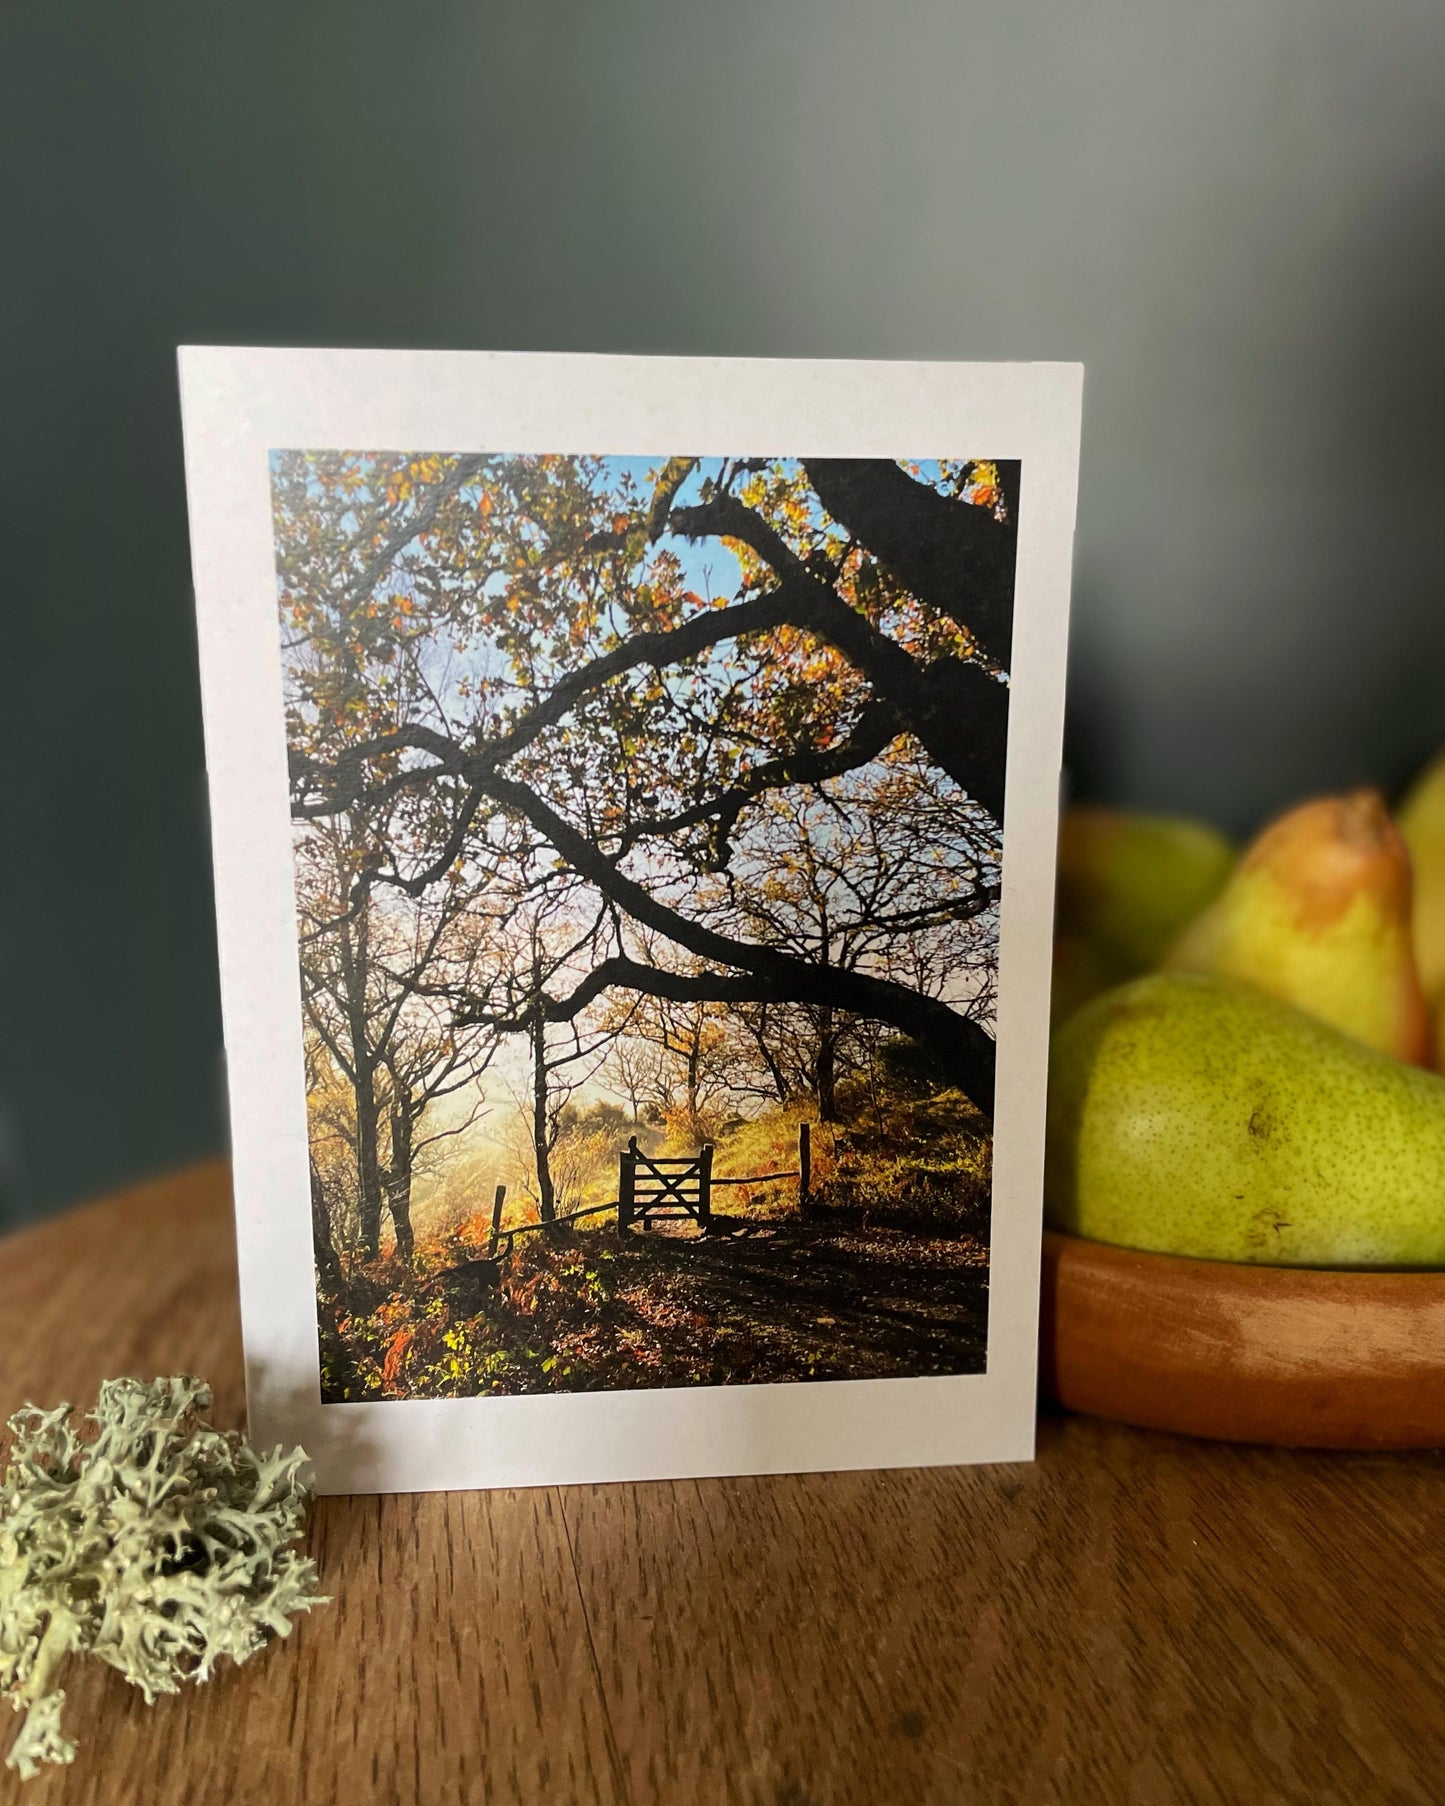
left=3, top=2, right=1444, bottom=1226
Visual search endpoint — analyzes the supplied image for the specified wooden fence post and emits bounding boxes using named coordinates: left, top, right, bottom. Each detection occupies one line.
left=487, top=1183, right=507, bottom=1258
left=618, top=1138, right=637, bottom=1234
left=799, top=1122, right=812, bottom=1213
left=698, top=1143, right=714, bottom=1232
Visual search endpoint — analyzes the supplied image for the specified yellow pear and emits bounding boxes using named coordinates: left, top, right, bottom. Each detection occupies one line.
left=1399, top=751, right=1445, bottom=1005
left=1053, top=807, right=1234, bottom=1021
left=1046, top=973, right=1445, bottom=1267
left=1163, top=789, right=1431, bottom=1065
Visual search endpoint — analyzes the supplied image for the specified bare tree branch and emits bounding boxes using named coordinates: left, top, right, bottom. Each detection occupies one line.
left=458, top=776, right=997, bottom=1116
left=617, top=697, right=902, bottom=864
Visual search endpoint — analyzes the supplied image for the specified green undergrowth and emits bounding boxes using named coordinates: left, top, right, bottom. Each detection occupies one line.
left=323, top=1228, right=796, bottom=1400
left=812, top=1085, right=992, bottom=1234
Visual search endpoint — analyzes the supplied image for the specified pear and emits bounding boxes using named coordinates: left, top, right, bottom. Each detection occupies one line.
left=1050, top=932, right=1115, bottom=1028
left=1399, top=751, right=1445, bottom=1004
left=1054, top=807, right=1234, bottom=1015
left=1046, top=973, right=1445, bottom=1267
left=1163, top=789, right=1431, bottom=1065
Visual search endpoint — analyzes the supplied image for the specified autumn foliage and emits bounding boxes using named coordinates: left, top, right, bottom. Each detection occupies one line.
left=275, top=453, right=1014, bottom=1398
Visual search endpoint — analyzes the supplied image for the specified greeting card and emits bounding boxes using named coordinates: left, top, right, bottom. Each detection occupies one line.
left=180, top=349, right=1081, bottom=1492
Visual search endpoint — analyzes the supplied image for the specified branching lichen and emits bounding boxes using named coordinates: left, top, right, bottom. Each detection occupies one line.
left=0, top=1376, right=327, bottom=1779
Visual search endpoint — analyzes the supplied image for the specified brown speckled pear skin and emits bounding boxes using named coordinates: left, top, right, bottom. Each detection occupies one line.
left=1163, top=789, right=1431, bottom=1065
left=1046, top=973, right=1445, bottom=1268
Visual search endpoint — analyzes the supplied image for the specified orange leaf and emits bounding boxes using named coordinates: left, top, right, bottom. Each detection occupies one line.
left=382, top=1328, right=413, bottom=1390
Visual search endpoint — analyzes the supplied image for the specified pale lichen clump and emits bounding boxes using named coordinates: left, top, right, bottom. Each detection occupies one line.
left=0, top=1376, right=327, bottom=1779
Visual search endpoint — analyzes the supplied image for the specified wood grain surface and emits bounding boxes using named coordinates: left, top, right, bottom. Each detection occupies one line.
left=2, top=1161, right=1443, bottom=1805
left=1042, top=1228, right=1445, bottom=1448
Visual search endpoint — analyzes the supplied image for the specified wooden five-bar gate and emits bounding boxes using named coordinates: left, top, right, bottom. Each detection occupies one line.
left=619, top=1128, right=812, bottom=1233
left=618, top=1137, right=714, bottom=1232
left=488, top=1123, right=813, bottom=1257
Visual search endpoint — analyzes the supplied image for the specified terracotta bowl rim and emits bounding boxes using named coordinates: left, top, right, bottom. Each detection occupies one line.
left=1042, top=1227, right=1445, bottom=1292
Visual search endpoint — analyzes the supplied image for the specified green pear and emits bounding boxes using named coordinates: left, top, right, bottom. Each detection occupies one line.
left=1050, top=931, right=1113, bottom=1028
left=1399, top=751, right=1445, bottom=1005
left=1046, top=973, right=1445, bottom=1267
left=1053, top=807, right=1234, bottom=1015
left=1163, top=789, right=1431, bottom=1065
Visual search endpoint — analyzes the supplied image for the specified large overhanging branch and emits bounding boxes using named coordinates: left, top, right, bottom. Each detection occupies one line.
left=289, top=595, right=798, bottom=819
left=294, top=468, right=1010, bottom=847
left=668, top=492, right=1008, bottom=821
left=455, top=951, right=992, bottom=1119
left=801, top=459, right=1018, bottom=668
left=469, top=771, right=997, bottom=1116
left=294, top=473, right=1012, bottom=825
left=292, top=560, right=1006, bottom=828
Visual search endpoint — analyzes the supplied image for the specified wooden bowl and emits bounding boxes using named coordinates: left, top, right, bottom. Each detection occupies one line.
left=1040, top=1229, right=1445, bottom=1448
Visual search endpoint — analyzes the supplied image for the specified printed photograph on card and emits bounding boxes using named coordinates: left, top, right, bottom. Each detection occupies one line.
left=181, top=351, right=1080, bottom=1492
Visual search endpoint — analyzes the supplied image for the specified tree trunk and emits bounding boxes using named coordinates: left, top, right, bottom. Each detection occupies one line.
left=387, top=1098, right=416, bottom=1264
left=814, top=1008, right=840, bottom=1122
left=685, top=1019, right=705, bottom=1138
left=353, top=1055, right=386, bottom=1259
left=746, top=1007, right=790, bottom=1105
left=340, top=907, right=386, bottom=1259
left=531, top=1013, right=558, bottom=1227
left=310, top=1161, right=344, bottom=1291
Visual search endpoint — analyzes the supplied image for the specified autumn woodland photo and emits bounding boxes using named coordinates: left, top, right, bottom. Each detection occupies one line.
left=274, top=450, right=1017, bottom=1402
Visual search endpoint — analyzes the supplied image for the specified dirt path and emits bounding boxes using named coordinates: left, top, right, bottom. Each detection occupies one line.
left=325, top=1207, right=991, bottom=1400
left=604, top=1211, right=990, bottom=1383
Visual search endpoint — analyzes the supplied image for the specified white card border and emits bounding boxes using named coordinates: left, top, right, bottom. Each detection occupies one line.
left=178, top=348, right=1082, bottom=1494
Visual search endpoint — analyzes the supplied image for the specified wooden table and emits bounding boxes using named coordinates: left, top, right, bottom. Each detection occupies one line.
left=2, top=1163, right=1442, bottom=1805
